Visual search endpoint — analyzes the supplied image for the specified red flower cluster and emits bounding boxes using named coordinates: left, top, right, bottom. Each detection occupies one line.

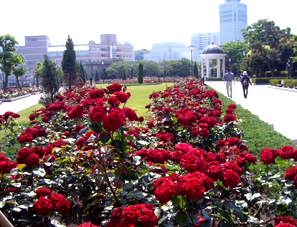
left=17, top=126, right=46, bottom=144
left=285, top=166, right=297, bottom=189
left=274, top=216, right=297, bottom=226
left=34, top=188, right=70, bottom=216
left=16, top=146, right=44, bottom=167
left=105, top=203, right=157, bottom=227
left=260, top=145, right=297, bottom=165
left=153, top=172, right=214, bottom=203
left=76, top=222, right=101, bottom=227
left=134, top=148, right=170, bottom=164
left=0, top=155, right=17, bottom=174
left=156, top=131, right=174, bottom=143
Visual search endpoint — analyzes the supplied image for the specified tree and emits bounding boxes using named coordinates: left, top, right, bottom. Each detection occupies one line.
left=135, top=49, right=150, bottom=61
left=242, top=19, right=291, bottom=77
left=138, top=63, right=143, bottom=84
left=62, top=35, right=76, bottom=90
left=79, top=61, right=86, bottom=83
left=221, top=40, right=249, bottom=77
left=40, top=55, right=60, bottom=103
left=193, top=61, right=198, bottom=78
left=0, top=34, right=24, bottom=92
left=34, top=61, right=42, bottom=87
left=122, top=69, right=127, bottom=80
left=13, top=65, right=28, bottom=91
left=95, top=70, right=100, bottom=82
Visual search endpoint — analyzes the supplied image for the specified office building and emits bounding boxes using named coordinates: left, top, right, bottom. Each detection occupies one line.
left=15, top=34, right=135, bottom=77
left=143, top=42, right=192, bottom=62
left=191, top=32, right=220, bottom=62
left=219, top=0, right=247, bottom=44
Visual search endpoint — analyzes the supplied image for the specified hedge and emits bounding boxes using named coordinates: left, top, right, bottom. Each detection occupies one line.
left=269, top=78, right=297, bottom=88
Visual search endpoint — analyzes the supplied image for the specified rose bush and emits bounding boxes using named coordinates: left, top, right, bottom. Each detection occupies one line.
left=0, top=79, right=297, bottom=227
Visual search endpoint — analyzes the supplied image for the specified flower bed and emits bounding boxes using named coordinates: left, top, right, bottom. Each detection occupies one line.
left=0, top=79, right=297, bottom=227
left=0, top=86, right=42, bottom=99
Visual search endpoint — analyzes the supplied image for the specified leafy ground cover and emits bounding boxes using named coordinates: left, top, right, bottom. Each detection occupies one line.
left=1, top=79, right=297, bottom=227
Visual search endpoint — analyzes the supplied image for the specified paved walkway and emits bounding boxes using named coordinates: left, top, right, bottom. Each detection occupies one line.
left=206, top=81, right=297, bottom=142
left=0, top=94, right=42, bottom=115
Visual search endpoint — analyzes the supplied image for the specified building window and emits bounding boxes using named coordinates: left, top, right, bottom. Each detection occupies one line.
left=92, top=48, right=95, bottom=51
left=96, top=48, right=99, bottom=51
left=79, top=50, right=89, bottom=56
left=101, top=48, right=107, bottom=51
left=48, top=51, right=56, bottom=57
left=58, top=51, right=63, bottom=56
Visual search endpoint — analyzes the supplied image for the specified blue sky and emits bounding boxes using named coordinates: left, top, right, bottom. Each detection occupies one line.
left=2, top=0, right=296, bottom=51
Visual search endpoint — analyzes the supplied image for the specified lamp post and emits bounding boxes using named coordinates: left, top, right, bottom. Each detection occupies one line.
left=102, top=61, right=104, bottom=84
left=190, top=45, right=193, bottom=77
left=229, top=58, right=231, bottom=72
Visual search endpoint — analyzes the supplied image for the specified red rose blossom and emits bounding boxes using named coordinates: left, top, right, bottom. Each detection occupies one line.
left=33, top=197, right=53, bottom=215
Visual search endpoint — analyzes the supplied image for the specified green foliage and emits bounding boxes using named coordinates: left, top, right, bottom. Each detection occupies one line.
left=135, top=49, right=150, bottom=61
left=34, top=61, right=42, bottom=87
left=221, top=40, right=249, bottom=77
left=122, top=69, right=127, bottom=80
left=0, top=34, right=25, bottom=92
left=138, top=63, right=143, bottom=84
left=12, top=64, right=28, bottom=91
left=95, top=70, right=100, bottom=82
left=61, top=35, right=76, bottom=90
left=40, top=55, right=61, bottom=104
left=194, top=61, right=198, bottom=78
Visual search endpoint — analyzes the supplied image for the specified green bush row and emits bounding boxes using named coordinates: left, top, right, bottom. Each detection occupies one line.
left=205, top=78, right=223, bottom=81
left=270, top=79, right=297, bottom=88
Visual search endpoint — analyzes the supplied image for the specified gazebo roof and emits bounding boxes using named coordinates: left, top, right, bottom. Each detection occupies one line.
left=201, top=44, right=225, bottom=55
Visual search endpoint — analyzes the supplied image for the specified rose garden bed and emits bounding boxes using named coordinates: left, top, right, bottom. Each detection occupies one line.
left=1, top=78, right=297, bottom=227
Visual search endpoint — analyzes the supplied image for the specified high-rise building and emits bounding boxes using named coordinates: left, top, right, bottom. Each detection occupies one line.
left=219, top=0, right=247, bottom=44
left=191, top=32, right=220, bottom=62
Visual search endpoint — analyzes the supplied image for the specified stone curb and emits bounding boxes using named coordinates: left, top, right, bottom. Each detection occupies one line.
left=0, top=94, right=32, bottom=102
left=268, top=86, right=297, bottom=93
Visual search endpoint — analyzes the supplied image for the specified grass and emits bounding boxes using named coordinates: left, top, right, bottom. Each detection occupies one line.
left=97, top=83, right=174, bottom=117
left=208, top=85, right=296, bottom=157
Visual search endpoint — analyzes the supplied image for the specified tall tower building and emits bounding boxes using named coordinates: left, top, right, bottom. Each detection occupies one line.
left=219, top=0, right=247, bottom=44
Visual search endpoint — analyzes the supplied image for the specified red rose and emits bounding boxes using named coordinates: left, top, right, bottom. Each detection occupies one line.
left=103, top=112, right=124, bottom=132
left=207, top=163, right=224, bottom=181
left=42, top=116, right=49, bottom=123
left=199, top=128, right=209, bottom=138
left=274, top=223, right=296, bottom=227
left=107, top=83, right=122, bottom=94
left=228, top=104, right=237, bottom=109
left=222, top=169, right=240, bottom=188
left=108, top=96, right=120, bottom=106
left=185, top=179, right=205, bottom=200
left=224, top=114, right=237, bottom=123
left=239, top=152, right=257, bottom=164
left=24, top=153, right=40, bottom=167
left=33, top=197, right=53, bottom=215
left=154, top=179, right=174, bottom=204
left=191, top=127, right=199, bottom=137
left=195, top=216, right=204, bottom=227
left=180, top=153, right=201, bottom=173
left=50, top=193, right=65, bottom=206
left=122, top=205, right=139, bottom=224
left=114, top=92, right=131, bottom=103
left=224, top=161, right=242, bottom=175
left=29, top=146, right=44, bottom=158
left=56, top=197, right=70, bottom=216
left=89, top=106, right=107, bottom=122
left=139, top=208, right=158, bottom=227
left=89, top=88, right=105, bottom=99
left=226, top=137, right=240, bottom=146
left=174, top=143, right=193, bottom=153
left=68, top=104, right=84, bottom=119
left=285, top=166, right=297, bottom=180
left=76, top=222, right=101, bottom=227
left=11, top=113, right=20, bottom=118
left=275, top=216, right=297, bottom=225
left=110, top=207, right=124, bottom=225
left=123, top=107, right=139, bottom=121
left=157, top=132, right=174, bottom=143
left=280, top=145, right=295, bottom=159
left=36, top=188, right=52, bottom=198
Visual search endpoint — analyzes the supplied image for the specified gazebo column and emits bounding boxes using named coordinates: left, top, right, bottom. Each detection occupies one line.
left=217, top=58, right=220, bottom=78
left=223, top=58, right=226, bottom=75
left=201, top=58, right=204, bottom=78
left=206, top=58, right=210, bottom=78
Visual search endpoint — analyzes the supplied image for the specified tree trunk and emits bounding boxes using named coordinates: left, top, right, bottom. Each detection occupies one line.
left=36, top=75, right=39, bottom=88
left=289, top=63, right=293, bottom=78
left=3, top=74, right=8, bottom=93
left=16, top=76, right=22, bottom=92
left=68, top=74, right=72, bottom=91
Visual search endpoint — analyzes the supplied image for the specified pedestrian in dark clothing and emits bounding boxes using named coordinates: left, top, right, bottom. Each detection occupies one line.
left=90, top=76, right=93, bottom=85
left=240, top=71, right=252, bottom=99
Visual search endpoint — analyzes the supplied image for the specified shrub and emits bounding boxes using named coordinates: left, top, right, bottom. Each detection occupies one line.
left=284, top=79, right=297, bottom=88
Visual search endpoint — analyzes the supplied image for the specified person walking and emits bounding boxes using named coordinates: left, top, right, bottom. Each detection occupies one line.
left=223, top=69, right=235, bottom=98
left=89, top=76, right=93, bottom=85
left=240, top=71, right=252, bottom=99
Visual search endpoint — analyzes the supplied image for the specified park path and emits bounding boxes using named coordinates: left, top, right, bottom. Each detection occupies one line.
left=0, top=94, right=42, bottom=115
left=206, top=81, right=297, bottom=142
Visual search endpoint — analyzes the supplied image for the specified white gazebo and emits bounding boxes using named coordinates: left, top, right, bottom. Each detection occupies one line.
left=200, top=44, right=226, bottom=78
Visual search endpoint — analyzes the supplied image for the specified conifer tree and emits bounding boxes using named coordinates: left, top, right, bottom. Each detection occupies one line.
left=122, top=70, right=127, bottom=80
left=95, top=70, right=100, bottom=82
left=138, top=63, right=143, bottom=84
left=62, top=35, right=76, bottom=90
left=194, top=61, right=198, bottom=78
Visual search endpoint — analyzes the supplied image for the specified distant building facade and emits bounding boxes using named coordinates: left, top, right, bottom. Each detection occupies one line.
left=143, top=42, right=192, bottom=62
left=219, top=0, right=247, bottom=44
left=15, top=34, right=135, bottom=79
left=191, top=32, right=220, bottom=62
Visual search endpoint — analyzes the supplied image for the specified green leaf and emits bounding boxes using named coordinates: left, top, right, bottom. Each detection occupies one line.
left=234, top=207, right=244, bottom=219
left=172, top=195, right=185, bottom=209
left=175, top=210, right=187, bottom=226
left=33, top=168, right=46, bottom=177
left=128, top=190, right=144, bottom=200
left=154, top=208, right=162, bottom=218
left=100, top=132, right=110, bottom=144
left=200, top=220, right=211, bottom=227
left=225, top=201, right=235, bottom=210
left=0, top=201, right=5, bottom=208
left=158, top=214, right=169, bottom=225
left=89, top=121, right=102, bottom=134
left=202, top=210, right=211, bottom=220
